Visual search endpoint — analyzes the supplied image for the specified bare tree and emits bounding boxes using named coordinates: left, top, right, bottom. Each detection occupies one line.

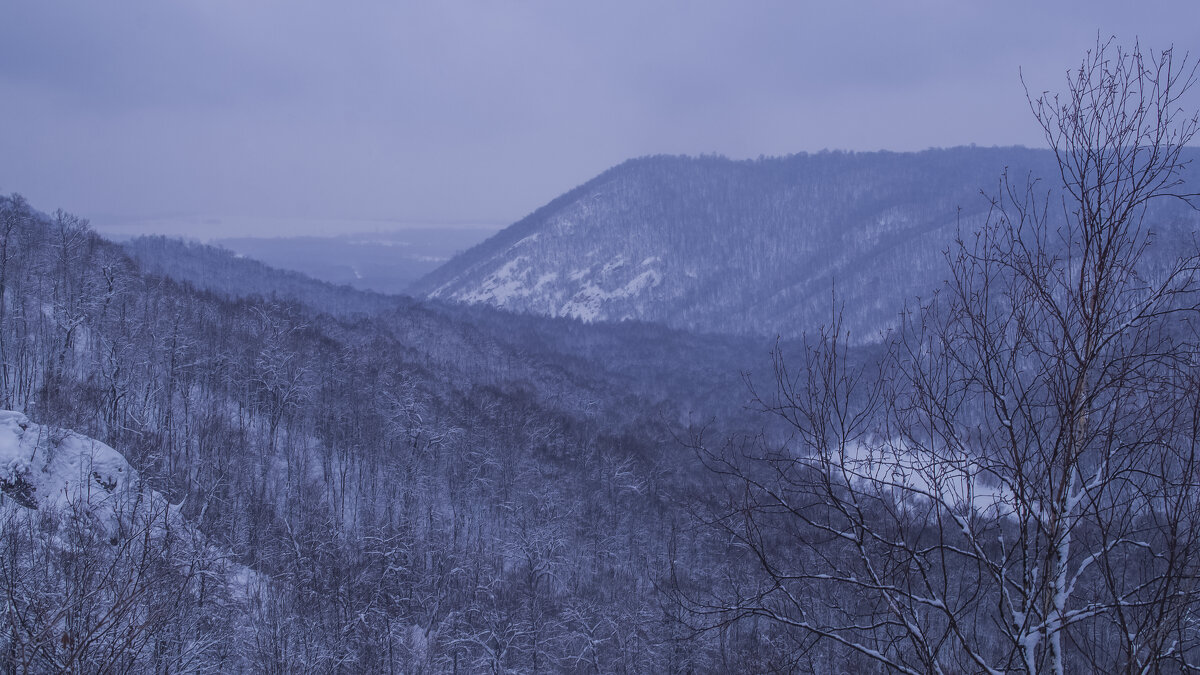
left=0, top=195, right=30, bottom=409
left=687, top=38, right=1200, bottom=673
left=0, top=482, right=225, bottom=673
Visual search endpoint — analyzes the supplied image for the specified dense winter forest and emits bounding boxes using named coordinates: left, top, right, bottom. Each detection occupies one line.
left=4, top=39, right=1200, bottom=674
left=0, top=190, right=789, bottom=671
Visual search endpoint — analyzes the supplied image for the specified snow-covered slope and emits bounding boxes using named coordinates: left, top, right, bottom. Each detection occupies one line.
left=0, top=410, right=250, bottom=584
left=0, top=408, right=257, bottom=581
left=0, top=410, right=165, bottom=523
left=0, top=410, right=259, bottom=669
left=413, top=148, right=1200, bottom=340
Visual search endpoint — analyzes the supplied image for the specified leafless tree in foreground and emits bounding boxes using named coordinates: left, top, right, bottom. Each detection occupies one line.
left=686, top=38, right=1200, bottom=673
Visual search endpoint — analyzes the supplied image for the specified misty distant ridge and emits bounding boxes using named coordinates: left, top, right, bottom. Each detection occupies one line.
left=92, top=214, right=502, bottom=241
left=102, top=217, right=500, bottom=296
left=211, top=226, right=499, bottom=295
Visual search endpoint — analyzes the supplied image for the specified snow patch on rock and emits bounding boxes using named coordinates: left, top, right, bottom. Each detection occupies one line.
left=457, top=256, right=532, bottom=306
left=0, top=410, right=150, bottom=532
left=559, top=269, right=662, bottom=322
left=0, top=410, right=256, bottom=596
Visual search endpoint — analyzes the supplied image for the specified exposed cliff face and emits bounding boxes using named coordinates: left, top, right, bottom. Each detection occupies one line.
left=415, top=148, right=1200, bottom=341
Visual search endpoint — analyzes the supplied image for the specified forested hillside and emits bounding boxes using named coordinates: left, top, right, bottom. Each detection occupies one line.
left=415, top=147, right=1200, bottom=340
left=0, top=195, right=786, bottom=671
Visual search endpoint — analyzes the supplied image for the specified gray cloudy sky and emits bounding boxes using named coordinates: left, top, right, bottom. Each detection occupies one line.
left=1, top=1, right=1197, bottom=237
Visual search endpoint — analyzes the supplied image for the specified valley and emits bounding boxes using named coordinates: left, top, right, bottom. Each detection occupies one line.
left=3, top=137, right=1198, bottom=671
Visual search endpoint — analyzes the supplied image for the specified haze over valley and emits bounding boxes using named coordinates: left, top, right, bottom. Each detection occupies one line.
left=3, top=3, right=1200, bottom=672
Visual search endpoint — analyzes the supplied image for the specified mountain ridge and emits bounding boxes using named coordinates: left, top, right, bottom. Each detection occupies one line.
left=411, top=147, right=1073, bottom=339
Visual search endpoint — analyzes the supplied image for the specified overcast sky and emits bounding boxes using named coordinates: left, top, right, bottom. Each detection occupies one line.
left=1, top=1, right=1198, bottom=237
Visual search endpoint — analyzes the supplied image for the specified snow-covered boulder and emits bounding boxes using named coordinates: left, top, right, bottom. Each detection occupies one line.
left=0, top=410, right=176, bottom=534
